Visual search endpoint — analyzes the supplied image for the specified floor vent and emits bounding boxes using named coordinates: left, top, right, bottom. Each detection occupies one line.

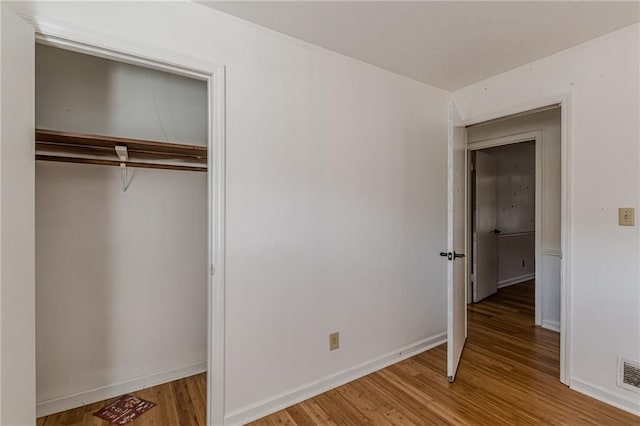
left=618, top=357, right=640, bottom=393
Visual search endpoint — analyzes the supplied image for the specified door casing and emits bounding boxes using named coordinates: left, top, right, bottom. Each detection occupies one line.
left=461, top=97, right=571, bottom=386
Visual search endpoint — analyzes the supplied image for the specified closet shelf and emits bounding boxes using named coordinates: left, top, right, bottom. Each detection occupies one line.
left=35, top=129, right=208, bottom=172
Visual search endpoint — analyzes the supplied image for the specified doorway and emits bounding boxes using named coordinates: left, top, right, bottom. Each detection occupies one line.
left=470, top=140, right=537, bottom=304
left=465, top=106, right=563, bottom=378
left=0, top=8, right=226, bottom=424
left=34, top=44, right=210, bottom=419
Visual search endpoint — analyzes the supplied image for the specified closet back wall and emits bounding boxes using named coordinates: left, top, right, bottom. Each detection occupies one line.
left=35, top=45, right=208, bottom=409
left=36, top=45, right=207, bottom=143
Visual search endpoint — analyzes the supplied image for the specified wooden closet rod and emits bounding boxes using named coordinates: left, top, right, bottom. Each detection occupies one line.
left=35, top=142, right=208, bottom=163
left=36, top=129, right=208, bottom=160
left=35, top=129, right=208, bottom=173
left=36, top=155, right=207, bottom=172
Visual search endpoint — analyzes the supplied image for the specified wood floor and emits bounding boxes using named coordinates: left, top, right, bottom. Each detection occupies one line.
left=36, top=373, right=207, bottom=426
left=251, top=281, right=638, bottom=425
left=38, top=281, right=639, bottom=425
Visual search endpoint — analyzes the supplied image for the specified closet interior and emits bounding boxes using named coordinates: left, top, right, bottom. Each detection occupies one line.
left=35, top=44, right=209, bottom=416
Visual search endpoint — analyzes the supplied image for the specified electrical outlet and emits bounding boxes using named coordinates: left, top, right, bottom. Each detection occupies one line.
left=619, top=208, right=635, bottom=226
left=329, top=332, right=339, bottom=351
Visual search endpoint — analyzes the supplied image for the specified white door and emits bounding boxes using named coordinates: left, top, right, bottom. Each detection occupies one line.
left=0, top=5, right=36, bottom=424
left=445, top=103, right=467, bottom=382
left=473, top=151, right=498, bottom=302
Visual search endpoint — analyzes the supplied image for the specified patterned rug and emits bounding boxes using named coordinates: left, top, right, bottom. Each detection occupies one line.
left=93, top=394, right=156, bottom=425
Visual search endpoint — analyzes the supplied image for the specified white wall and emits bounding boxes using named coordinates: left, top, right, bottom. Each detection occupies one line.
left=35, top=164, right=208, bottom=406
left=36, top=45, right=208, bottom=146
left=496, top=233, right=535, bottom=285
left=455, top=24, right=640, bottom=413
left=490, top=142, right=536, bottom=234
left=468, top=110, right=560, bottom=326
left=0, top=5, right=36, bottom=425
left=35, top=46, right=208, bottom=413
left=483, top=142, right=537, bottom=286
left=9, top=2, right=450, bottom=422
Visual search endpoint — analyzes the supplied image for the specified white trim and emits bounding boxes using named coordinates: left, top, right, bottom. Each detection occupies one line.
left=36, top=361, right=207, bottom=418
left=570, top=377, right=640, bottom=417
left=466, top=130, right=541, bottom=151
left=460, top=93, right=572, bottom=386
left=541, top=320, right=561, bottom=332
left=497, top=273, right=535, bottom=289
left=559, top=94, right=573, bottom=386
left=224, top=333, right=447, bottom=426
left=20, top=15, right=227, bottom=425
left=541, top=247, right=562, bottom=257
left=466, top=137, right=473, bottom=306
left=496, top=231, right=535, bottom=238
left=19, top=14, right=215, bottom=80
left=534, top=133, right=543, bottom=327
left=209, top=60, right=227, bottom=426
left=462, top=95, right=567, bottom=127
left=466, top=104, right=561, bottom=129
left=464, top=115, right=469, bottom=345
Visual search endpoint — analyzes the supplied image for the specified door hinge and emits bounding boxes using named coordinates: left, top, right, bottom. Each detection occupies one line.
left=210, top=264, right=216, bottom=276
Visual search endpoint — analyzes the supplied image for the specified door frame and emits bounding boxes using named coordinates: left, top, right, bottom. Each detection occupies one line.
left=460, top=95, right=572, bottom=386
left=467, top=131, right=543, bottom=322
left=18, top=14, right=227, bottom=425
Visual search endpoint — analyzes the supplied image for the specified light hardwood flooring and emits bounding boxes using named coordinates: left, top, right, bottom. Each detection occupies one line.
left=36, top=373, right=206, bottom=426
left=38, top=281, right=639, bottom=425
left=252, top=281, right=638, bottom=425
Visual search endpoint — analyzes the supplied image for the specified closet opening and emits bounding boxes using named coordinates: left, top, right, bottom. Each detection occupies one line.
left=34, top=44, right=212, bottom=422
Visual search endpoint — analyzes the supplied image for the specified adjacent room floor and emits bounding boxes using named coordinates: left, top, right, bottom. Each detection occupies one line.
left=37, top=281, right=638, bottom=425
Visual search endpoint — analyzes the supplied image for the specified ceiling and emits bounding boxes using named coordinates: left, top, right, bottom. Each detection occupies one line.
left=197, top=1, right=640, bottom=91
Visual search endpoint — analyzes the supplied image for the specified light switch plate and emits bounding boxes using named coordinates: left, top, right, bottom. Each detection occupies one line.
left=619, top=208, right=635, bottom=226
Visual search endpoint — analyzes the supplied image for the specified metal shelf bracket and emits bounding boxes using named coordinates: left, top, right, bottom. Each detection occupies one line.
left=115, top=145, right=130, bottom=192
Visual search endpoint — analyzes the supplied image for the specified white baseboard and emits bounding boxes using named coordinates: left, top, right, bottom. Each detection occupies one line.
left=570, top=377, right=640, bottom=417
left=497, top=273, right=535, bottom=289
left=36, top=360, right=207, bottom=417
left=541, top=319, right=560, bottom=332
left=224, top=332, right=447, bottom=426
